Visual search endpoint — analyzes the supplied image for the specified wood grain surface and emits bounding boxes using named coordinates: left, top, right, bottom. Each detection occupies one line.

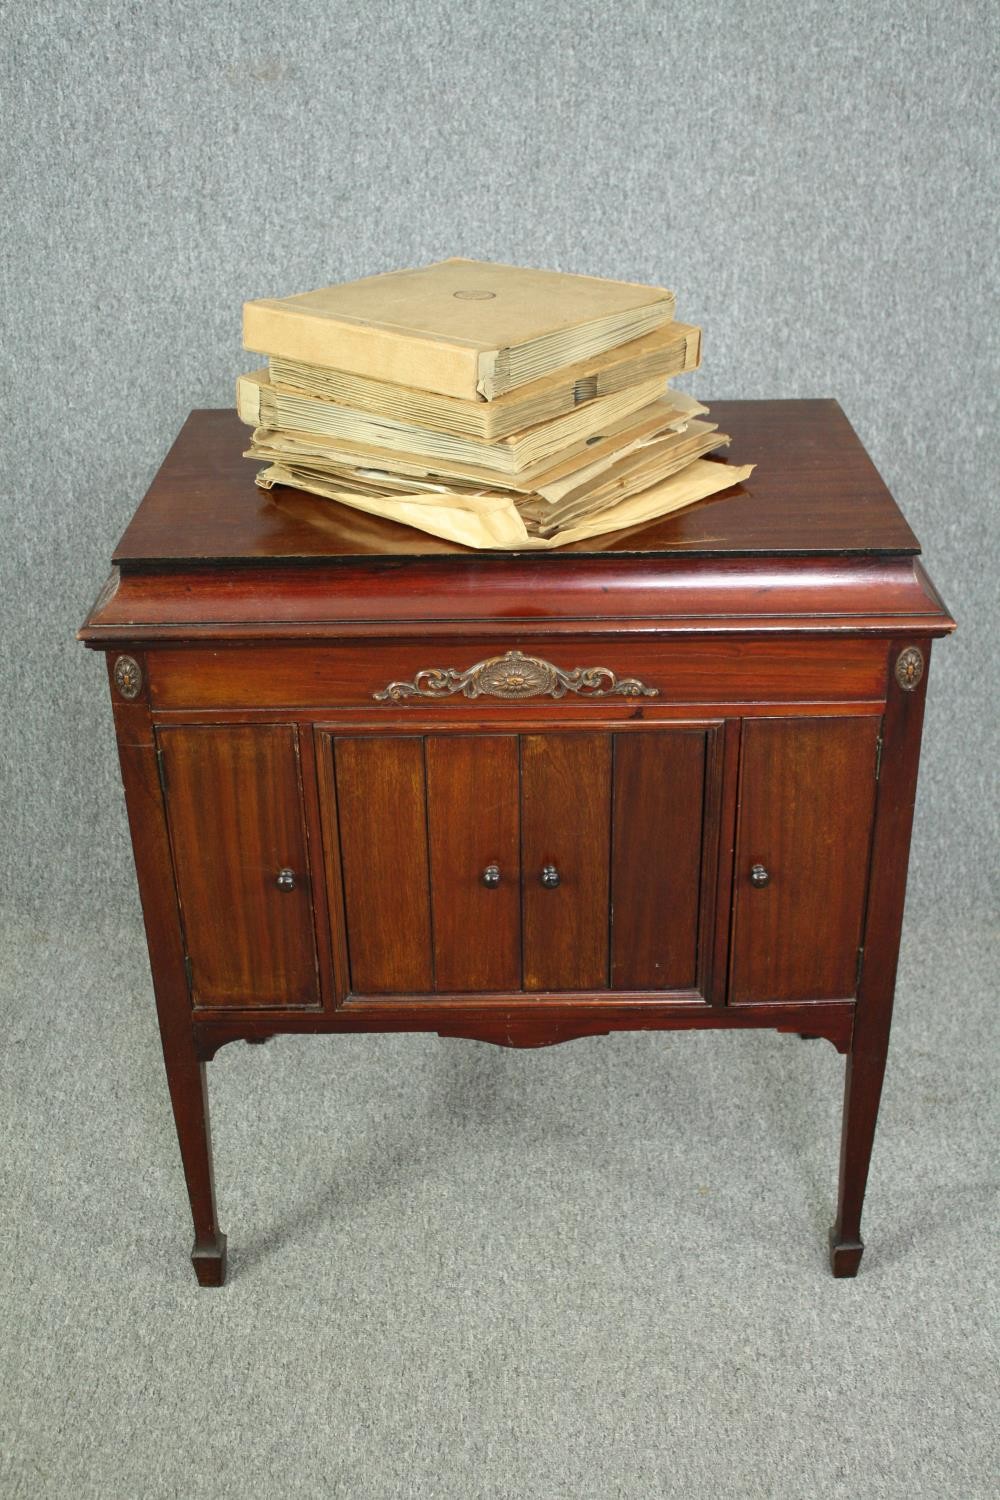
left=110, top=402, right=921, bottom=565
left=332, top=736, right=434, bottom=993
left=520, top=733, right=612, bottom=990
left=157, top=725, right=319, bottom=1009
left=729, top=716, right=881, bottom=1004
left=610, top=729, right=708, bottom=989
left=426, top=735, right=522, bottom=991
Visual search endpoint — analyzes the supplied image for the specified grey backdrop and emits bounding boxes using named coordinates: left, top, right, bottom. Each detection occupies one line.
left=2, top=4, right=997, bottom=1498
left=2, top=0, right=996, bottom=926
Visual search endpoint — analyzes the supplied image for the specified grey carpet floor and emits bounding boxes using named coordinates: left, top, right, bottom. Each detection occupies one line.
left=1, top=901, right=996, bottom=1499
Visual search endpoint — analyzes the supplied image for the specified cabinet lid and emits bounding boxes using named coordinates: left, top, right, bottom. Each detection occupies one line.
left=111, top=401, right=920, bottom=566
left=80, top=400, right=956, bottom=643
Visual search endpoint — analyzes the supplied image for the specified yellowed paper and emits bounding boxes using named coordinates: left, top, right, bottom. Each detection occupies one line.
left=256, top=465, right=531, bottom=547
left=237, top=369, right=673, bottom=475
left=244, top=259, right=676, bottom=400
left=254, top=458, right=754, bottom=550
left=268, top=322, right=701, bottom=442
left=245, top=393, right=706, bottom=492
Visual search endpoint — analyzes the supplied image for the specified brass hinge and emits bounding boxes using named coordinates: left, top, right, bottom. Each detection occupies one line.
left=155, top=746, right=168, bottom=797
left=874, top=734, right=883, bottom=781
left=855, top=946, right=865, bottom=989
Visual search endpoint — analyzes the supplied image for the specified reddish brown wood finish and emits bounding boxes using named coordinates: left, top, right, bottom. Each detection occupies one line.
left=730, top=716, right=881, bottom=1004
left=82, top=554, right=949, bottom=643
left=326, top=725, right=724, bottom=999
left=426, top=736, right=522, bottom=992
left=829, top=639, right=935, bottom=1276
left=107, top=676, right=227, bottom=1286
left=294, top=726, right=342, bottom=1012
left=143, top=637, right=889, bottom=710
left=158, top=726, right=320, bottom=1009
left=191, top=999, right=859, bottom=1055
left=610, top=730, right=707, bottom=990
left=332, top=736, right=433, bottom=993
left=520, top=733, right=612, bottom=990
left=109, top=403, right=921, bottom=565
left=79, top=403, right=955, bottom=1284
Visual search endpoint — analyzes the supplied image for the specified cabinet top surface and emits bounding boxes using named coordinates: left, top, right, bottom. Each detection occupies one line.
left=112, top=401, right=922, bottom=567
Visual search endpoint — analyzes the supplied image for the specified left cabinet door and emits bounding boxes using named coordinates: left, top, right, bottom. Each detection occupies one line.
left=331, top=733, right=522, bottom=994
left=157, top=725, right=320, bottom=1009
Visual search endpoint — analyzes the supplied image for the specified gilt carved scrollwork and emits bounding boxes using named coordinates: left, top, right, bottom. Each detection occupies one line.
left=373, top=649, right=659, bottom=703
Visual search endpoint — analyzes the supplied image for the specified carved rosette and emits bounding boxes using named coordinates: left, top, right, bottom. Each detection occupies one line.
left=894, top=646, right=924, bottom=693
left=113, top=654, right=142, bottom=700
left=374, top=649, right=659, bottom=703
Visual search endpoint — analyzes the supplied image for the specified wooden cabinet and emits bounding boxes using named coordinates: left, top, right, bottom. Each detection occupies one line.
left=79, top=402, right=955, bottom=1285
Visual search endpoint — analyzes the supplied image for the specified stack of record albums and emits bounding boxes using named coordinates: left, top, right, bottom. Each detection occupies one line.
left=238, top=259, right=752, bottom=549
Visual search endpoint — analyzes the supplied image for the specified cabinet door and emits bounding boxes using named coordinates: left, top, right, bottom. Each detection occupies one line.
left=158, top=725, right=319, bottom=1009
left=326, top=726, right=720, bottom=1000
left=730, top=716, right=880, bottom=1005
left=333, top=736, right=434, bottom=994
left=426, top=736, right=521, bottom=991
left=334, top=735, right=522, bottom=994
left=611, top=730, right=709, bottom=990
left=521, top=733, right=612, bottom=990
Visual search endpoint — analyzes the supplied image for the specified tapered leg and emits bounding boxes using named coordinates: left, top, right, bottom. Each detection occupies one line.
left=829, top=1017, right=892, bottom=1276
left=827, top=639, right=933, bottom=1277
left=161, top=1030, right=227, bottom=1286
left=109, top=681, right=229, bottom=1287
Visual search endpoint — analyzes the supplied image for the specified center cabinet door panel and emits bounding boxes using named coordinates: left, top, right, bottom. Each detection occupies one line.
left=610, top=731, right=708, bottom=990
left=425, top=737, right=522, bottom=992
left=328, top=725, right=720, bottom=1000
left=730, top=715, right=880, bottom=1004
left=333, top=736, right=434, bottom=994
left=333, top=734, right=522, bottom=994
left=520, top=734, right=612, bottom=991
left=157, top=725, right=320, bottom=1010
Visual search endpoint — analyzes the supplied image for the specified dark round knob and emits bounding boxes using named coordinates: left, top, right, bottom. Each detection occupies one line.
left=750, top=863, right=770, bottom=888
left=481, top=863, right=501, bottom=888
left=541, top=864, right=561, bottom=889
left=275, top=868, right=296, bottom=892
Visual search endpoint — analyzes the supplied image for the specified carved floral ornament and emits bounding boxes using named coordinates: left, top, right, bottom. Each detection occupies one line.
left=113, top=654, right=143, bottom=700
left=373, top=649, right=659, bottom=703
left=894, top=646, right=924, bottom=692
